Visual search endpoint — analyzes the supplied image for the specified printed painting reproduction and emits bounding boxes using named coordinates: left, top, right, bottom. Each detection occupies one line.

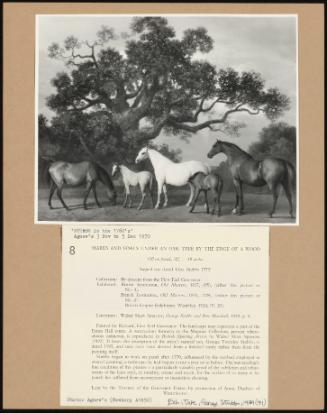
left=36, top=14, right=298, bottom=224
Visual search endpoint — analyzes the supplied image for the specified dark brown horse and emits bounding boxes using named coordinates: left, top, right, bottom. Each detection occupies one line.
left=207, top=139, right=295, bottom=218
left=188, top=172, right=224, bottom=216
left=48, top=161, right=116, bottom=210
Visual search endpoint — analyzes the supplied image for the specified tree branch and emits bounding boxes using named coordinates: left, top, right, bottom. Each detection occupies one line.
left=85, top=42, right=100, bottom=72
left=131, top=84, right=146, bottom=108
left=77, top=134, right=98, bottom=162
left=129, top=75, right=159, bottom=119
left=133, top=108, right=170, bottom=142
left=167, top=106, right=262, bottom=132
left=126, top=81, right=143, bottom=99
left=67, top=98, right=101, bottom=112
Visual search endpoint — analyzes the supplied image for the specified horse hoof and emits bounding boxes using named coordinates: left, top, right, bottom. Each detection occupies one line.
left=232, top=208, right=237, bottom=214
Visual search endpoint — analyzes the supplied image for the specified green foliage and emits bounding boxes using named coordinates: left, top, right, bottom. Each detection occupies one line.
left=150, top=142, right=182, bottom=162
left=249, top=122, right=296, bottom=163
left=38, top=112, right=181, bottom=183
left=45, top=16, right=291, bottom=144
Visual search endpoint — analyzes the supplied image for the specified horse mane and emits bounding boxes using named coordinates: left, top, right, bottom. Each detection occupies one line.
left=94, top=163, right=115, bottom=192
left=220, top=140, right=254, bottom=159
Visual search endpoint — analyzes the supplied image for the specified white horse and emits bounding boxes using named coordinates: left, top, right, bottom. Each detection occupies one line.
left=112, top=163, right=154, bottom=210
left=135, top=147, right=210, bottom=209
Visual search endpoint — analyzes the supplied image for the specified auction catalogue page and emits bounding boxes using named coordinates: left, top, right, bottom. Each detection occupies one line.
left=61, top=225, right=269, bottom=409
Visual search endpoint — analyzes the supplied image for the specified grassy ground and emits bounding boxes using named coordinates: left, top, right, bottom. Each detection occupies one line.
left=37, top=184, right=296, bottom=224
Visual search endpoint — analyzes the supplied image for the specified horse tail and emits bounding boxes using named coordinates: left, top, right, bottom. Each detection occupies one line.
left=45, top=165, right=53, bottom=187
left=285, top=161, right=296, bottom=192
left=95, top=164, right=117, bottom=202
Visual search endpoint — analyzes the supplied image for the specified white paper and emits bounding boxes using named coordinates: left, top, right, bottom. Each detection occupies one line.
left=61, top=225, right=269, bottom=408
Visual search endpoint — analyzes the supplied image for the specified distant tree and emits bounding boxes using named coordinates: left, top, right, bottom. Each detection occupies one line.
left=150, top=142, right=182, bottom=162
left=248, top=122, right=296, bottom=164
left=46, top=16, right=290, bottom=148
left=38, top=111, right=182, bottom=185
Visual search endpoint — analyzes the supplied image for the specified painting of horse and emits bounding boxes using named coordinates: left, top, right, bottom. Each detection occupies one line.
left=112, top=163, right=154, bottom=210
left=135, top=147, right=210, bottom=209
left=48, top=161, right=116, bottom=210
left=188, top=172, right=224, bottom=216
left=207, top=139, right=295, bottom=218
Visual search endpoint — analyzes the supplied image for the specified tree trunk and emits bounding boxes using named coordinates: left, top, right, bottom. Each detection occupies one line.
left=78, top=135, right=98, bottom=163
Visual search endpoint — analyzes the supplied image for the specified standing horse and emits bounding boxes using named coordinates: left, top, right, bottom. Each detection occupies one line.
left=135, top=147, right=210, bottom=209
left=48, top=161, right=116, bottom=210
left=207, top=139, right=295, bottom=218
left=112, top=163, right=154, bottom=210
left=188, top=172, right=224, bottom=216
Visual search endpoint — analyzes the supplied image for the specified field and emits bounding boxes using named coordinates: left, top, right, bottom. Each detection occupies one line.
left=37, top=184, right=297, bottom=224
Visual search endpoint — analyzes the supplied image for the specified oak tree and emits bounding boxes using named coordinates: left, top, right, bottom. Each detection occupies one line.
left=47, top=16, right=290, bottom=146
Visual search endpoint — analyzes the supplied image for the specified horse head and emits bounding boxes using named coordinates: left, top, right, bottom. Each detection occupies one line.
left=111, top=162, right=120, bottom=177
left=135, top=147, right=149, bottom=164
left=207, top=139, right=223, bottom=159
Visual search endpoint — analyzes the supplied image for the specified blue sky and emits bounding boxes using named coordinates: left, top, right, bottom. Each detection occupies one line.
left=37, top=15, right=297, bottom=165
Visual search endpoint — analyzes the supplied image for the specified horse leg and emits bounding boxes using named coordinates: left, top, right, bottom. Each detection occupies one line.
left=232, top=180, right=242, bottom=214
left=211, top=189, right=218, bottom=215
left=92, top=182, right=102, bottom=208
left=163, top=184, right=168, bottom=208
left=189, top=188, right=201, bottom=213
left=83, top=182, right=93, bottom=210
left=204, top=190, right=210, bottom=214
left=48, top=180, right=56, bottom=209
left=148, top=183, right=155, bottom=208
left=282, top=179, right=294, bottom=218
left=268, top=182, right=280, bottom=218
left=128, top=187, right=133, bottom=208
left=123, top=186, right=130, bottom=208
left=239, top=181, right=244, bottom=213
left=233, top=193, right=239, bottom=212
left=155, top=181, right=163, bottom=209
left=186, top=182, right=194, bottom=206
left=137, top=185, right=146, bottom=210
left=217, top=180, right=223, bottom=217
left=57, top=185, right=70, bottom=210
